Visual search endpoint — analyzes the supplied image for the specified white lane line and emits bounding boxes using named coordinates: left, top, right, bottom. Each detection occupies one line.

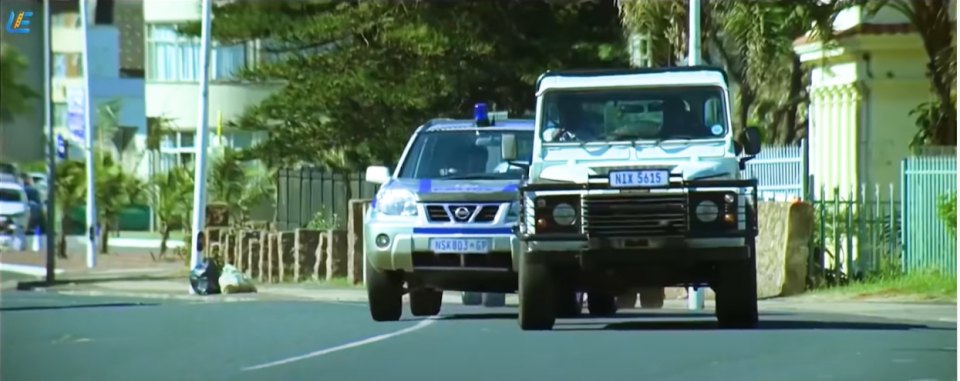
left=241, top=316, right=439, bottom=371
left=937, top=317, right=956, bottom=323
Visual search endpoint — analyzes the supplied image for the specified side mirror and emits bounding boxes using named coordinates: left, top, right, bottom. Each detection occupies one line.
left=743, top=126, right=762, bottom=156
left=501, top=133, right=518, bottom=162
left=365, top=166, right=390, bottom=185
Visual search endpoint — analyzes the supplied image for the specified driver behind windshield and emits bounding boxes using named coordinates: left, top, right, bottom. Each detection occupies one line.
left=542, top=97, right=602, bottom=142
left=438, top=141, right=489, bottom=177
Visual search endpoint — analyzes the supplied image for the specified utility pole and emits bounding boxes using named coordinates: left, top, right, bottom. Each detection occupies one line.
left=78, top=0, right=97, bottom=268
left=687, top=0, right=706, bottom=311
left=43, top=0, right=56, bottom=282
left=189, top=0, right=213, bottom=273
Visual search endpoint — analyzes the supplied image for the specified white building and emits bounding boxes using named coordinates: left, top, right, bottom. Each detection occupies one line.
left=143, top=0, right=275, bottom=172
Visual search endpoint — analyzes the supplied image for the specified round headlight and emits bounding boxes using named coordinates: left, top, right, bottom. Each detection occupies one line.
left=723, top=193, right=736, bottom=204
left=695, top=200, right=719, bottom=222
left=552, top=203, right=576, bottom=225
left=375, top=234, right=390, bottom=248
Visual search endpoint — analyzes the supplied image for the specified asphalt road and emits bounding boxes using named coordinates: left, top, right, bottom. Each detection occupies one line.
left=1, top=291, right=955, bottom=381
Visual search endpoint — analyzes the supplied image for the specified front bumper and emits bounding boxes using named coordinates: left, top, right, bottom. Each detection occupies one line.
left=521, top=235, right=750, bottom=265
left=365, top=220, right=520, bottom=272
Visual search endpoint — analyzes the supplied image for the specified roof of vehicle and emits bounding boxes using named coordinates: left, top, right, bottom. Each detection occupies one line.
left=536, top=66, right=729, bottom=94
left=0, top=181, right=25, bottom=191
left=420, top=118, right=535, bottom=133
left=0, top=173, right=21, bottom=184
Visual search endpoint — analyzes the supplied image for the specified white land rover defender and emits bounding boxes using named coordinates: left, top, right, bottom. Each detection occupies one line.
left=501, top=66, right=763, bottom=330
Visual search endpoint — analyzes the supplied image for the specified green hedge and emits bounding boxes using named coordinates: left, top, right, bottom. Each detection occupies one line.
left=64, top=204, right=152, bottom=234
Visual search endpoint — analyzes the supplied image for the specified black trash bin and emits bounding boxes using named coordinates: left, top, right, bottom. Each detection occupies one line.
left=189, top=258, right=222, bottom=295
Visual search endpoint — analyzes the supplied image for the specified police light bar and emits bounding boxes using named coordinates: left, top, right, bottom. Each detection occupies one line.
left=489, top=111, right=508, bottom=122
left=474, top=103, right=491, bottom=127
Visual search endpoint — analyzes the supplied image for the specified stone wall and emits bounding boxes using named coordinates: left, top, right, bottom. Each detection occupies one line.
left=665, top=200, right=815, bottom=300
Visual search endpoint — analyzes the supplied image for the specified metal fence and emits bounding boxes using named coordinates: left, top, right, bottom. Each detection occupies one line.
left=901, top=155, right=957, bottom=276
left=810, top=184, right=902, bottom=284
left=276, top=167, right=380, bottom=231
left=808, top=154, right=957, bottom=281
left=742, top=141, right=808, bottom=201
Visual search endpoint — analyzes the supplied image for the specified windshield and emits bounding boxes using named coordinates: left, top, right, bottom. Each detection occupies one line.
left=398, top=130, right=534, bottom=180
left=539, top=86, right=728, bottom=143
left=0, top=189, right=23, bottom=202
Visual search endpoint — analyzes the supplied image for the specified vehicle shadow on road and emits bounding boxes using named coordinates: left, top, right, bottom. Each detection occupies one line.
left=559, top=318, right=952, bottom=332
left=0, top=302, right=158, bottom=312
left=439, top=310, right=792, bottom=321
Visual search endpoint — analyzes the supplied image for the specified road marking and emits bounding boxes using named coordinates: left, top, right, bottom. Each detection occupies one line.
left=241, top=316, right=439, bottom=371
left=937, top=317, right=956, bottom=323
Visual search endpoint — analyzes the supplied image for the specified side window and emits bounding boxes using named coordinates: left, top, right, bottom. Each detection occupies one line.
left=704, top=97, right=722, bottom=127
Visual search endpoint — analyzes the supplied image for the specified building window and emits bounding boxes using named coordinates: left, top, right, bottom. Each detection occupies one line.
left=146, top=24, right=248, bottom=82
left=53, top=53, right=83, bottom=78
left=53, top=103, right=68, bottom=127
left=51, top=13, right=80, bottom=28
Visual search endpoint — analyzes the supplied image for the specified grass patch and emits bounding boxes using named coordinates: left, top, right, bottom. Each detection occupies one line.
left=813, top=270, right=957, bottom=302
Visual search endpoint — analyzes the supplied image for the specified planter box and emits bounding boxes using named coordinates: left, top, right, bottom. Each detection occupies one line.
left=294, top=229, right=322, bottom=282
left=277, top=231, right=296, bottom=282
left=326, top=230, right=349, bottom=281
left=347, top=199, right=371, bottom=285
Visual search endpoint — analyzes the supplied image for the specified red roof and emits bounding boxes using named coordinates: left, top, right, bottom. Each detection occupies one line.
left=794, top=22, right=915, bottom=45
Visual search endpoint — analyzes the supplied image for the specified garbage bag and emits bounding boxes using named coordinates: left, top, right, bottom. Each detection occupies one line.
left=218, top=264, right=257, bottom=294
left=189, top=258, right=222, bottom=295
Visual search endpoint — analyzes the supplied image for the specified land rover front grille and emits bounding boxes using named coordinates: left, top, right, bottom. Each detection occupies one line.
left=582, top=194, right=688, bottom=237
left=425, top=204, right=500, bottom=223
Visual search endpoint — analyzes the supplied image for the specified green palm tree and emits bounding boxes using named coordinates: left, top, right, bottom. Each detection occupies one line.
left=53, top=160, right=87, bottom=258
left=148, top=166, right=194, bottom=258
left=94, top=156, right=146, bottom=253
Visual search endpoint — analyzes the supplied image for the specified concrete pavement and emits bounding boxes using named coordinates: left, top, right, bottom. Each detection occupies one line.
left=1, top=290, right=955, bottom=381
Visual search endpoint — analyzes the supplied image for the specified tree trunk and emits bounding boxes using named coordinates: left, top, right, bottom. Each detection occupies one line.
left=99, top=219, right=110, bottom=254
left=57, top=217, right=68, bottom=259
left=782, top=55, right=804, bottom=145
left=159, top=225, right=171, bottom=257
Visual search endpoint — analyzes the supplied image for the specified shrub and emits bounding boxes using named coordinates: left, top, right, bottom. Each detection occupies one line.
left=938, top=192, right=957, bottom=237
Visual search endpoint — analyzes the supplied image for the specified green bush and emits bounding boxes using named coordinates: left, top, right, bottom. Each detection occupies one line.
left=938, top=192, right=957, bottom=237
left=307, top=206, right=341, bottom=231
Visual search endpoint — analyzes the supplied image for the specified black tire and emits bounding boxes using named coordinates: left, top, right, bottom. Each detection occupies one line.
left=517, top=245, right=555, bottom=330
left=410, top=289, right=443, bottom=316
left=365, top=260, right=403, bottom=322
left=482, top=292, right=506, bottom=307
left=461, top=292, right=483, bottom=306
left=587, top=291, right=618, bottom=316
left=555, top=290, right=583, bottom=318
left=639, top=287, right=665, bottom=309
left=616, top=291, right=638, bottom=309
left=714, top=256, right=759, bottom=329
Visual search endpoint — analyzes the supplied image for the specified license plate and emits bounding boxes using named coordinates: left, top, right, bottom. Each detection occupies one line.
left=430, top=238, right=491, bottom=254
left=608, top=170, right=670, bottom=188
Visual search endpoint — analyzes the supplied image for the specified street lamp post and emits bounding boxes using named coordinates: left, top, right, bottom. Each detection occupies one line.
left=189, top=0, right=214, bottom=273
left=687, top=0, right=706, bottom=311
left=78, top=0, right=97, bottom=269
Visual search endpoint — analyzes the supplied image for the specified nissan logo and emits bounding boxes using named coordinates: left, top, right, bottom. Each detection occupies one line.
left=454, top=207, right=471, bottom=220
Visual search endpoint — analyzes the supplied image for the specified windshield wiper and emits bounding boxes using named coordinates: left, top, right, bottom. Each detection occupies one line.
left=441, top=174, right=505, bottom=180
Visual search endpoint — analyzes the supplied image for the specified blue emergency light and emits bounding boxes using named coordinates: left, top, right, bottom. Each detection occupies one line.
left=474, top=102, right=491, bottom=127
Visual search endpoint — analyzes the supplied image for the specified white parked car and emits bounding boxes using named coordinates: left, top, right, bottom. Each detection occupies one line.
left=0, top=181, right=29, bottom=251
